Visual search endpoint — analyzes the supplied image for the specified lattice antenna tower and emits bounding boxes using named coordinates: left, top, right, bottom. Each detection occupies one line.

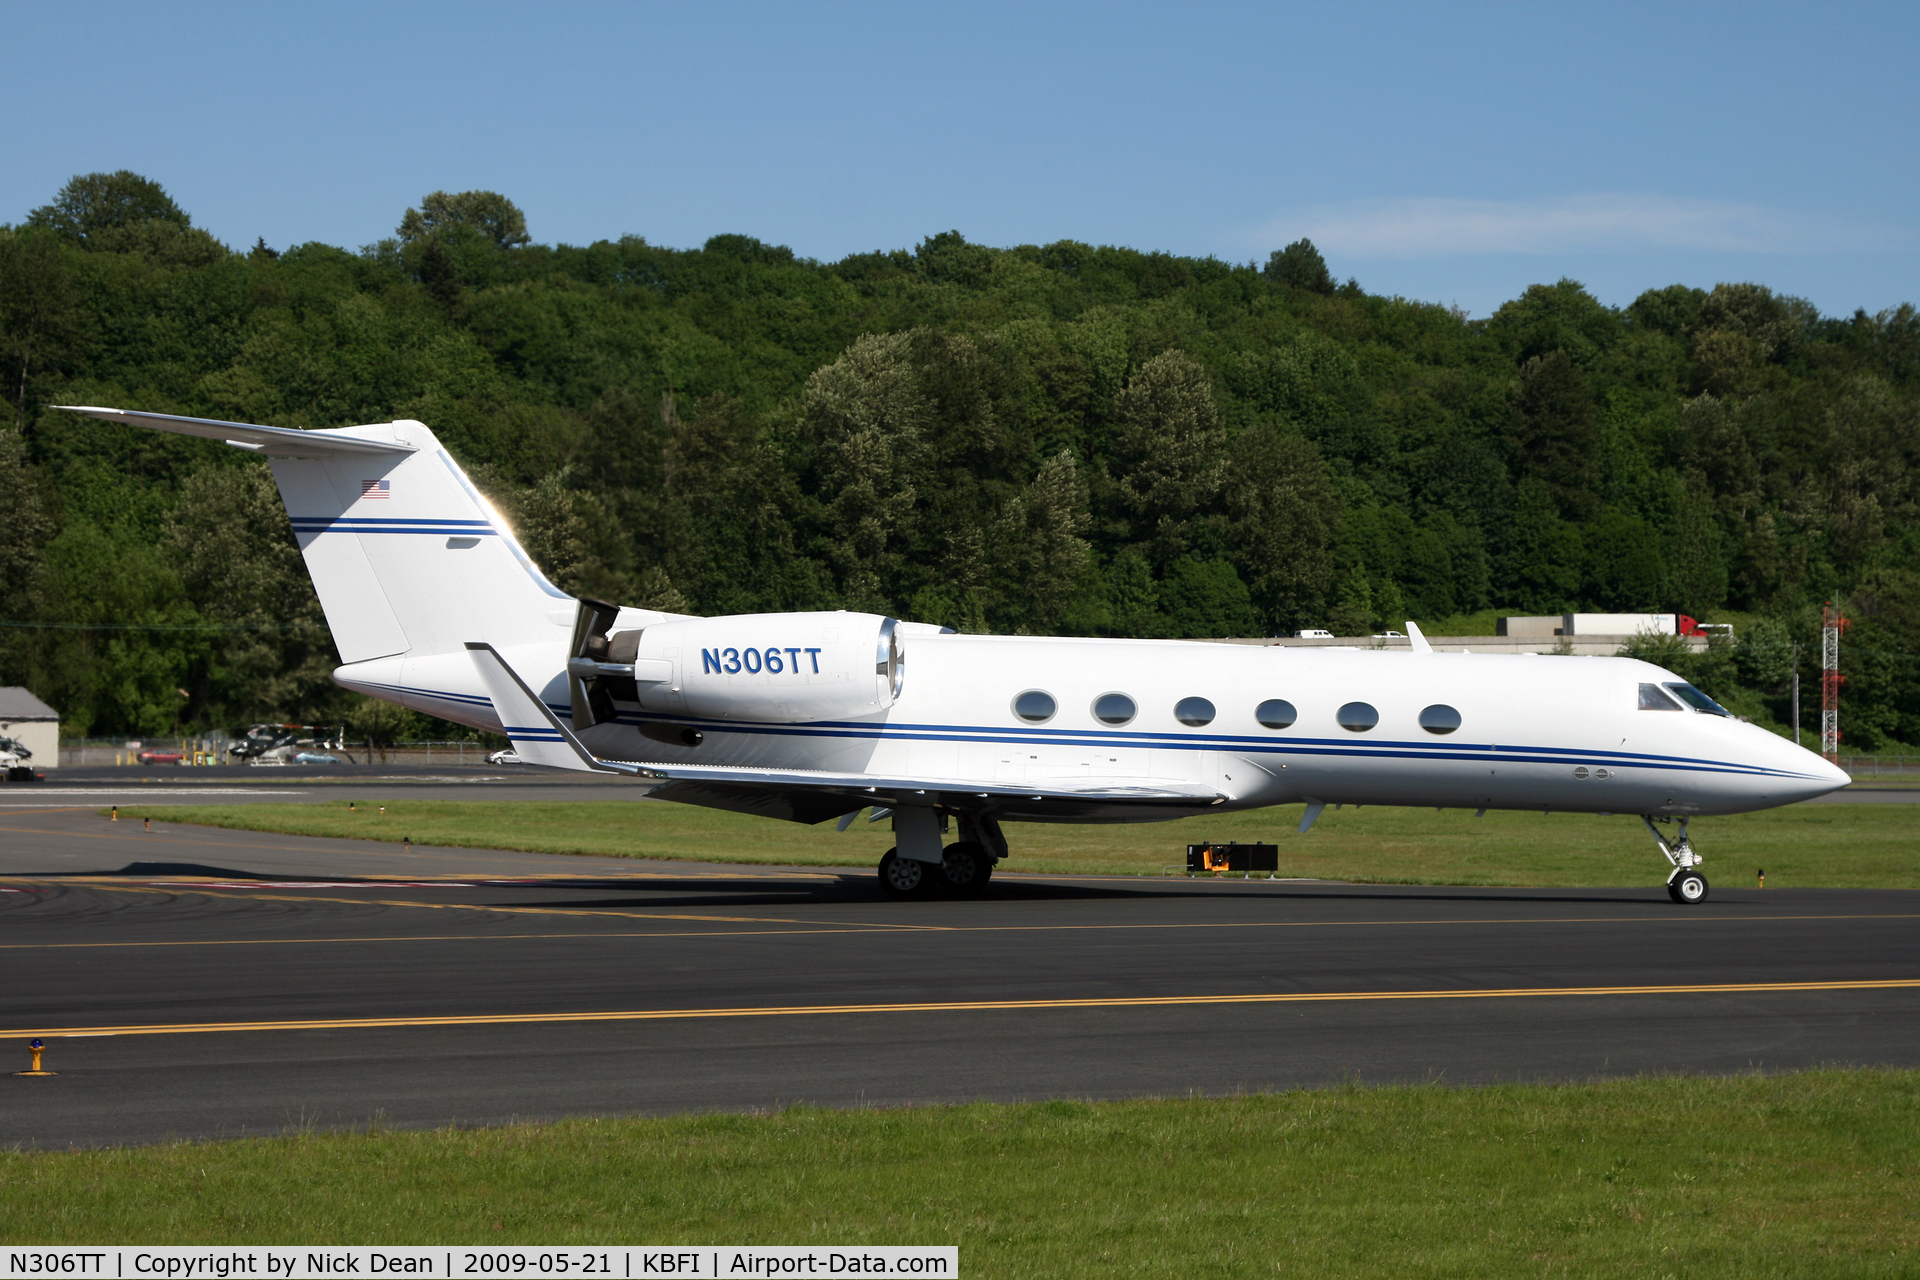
left=1819, top=602, right=1847, bottom=762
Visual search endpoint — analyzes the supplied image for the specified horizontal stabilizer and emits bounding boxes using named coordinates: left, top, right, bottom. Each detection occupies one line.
left=465, top=643, right=614, bottom=773
left=55, top=406, right=414, bottom=457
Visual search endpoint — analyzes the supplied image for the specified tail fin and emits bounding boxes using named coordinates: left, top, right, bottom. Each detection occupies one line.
left=57, top=408, right=573, bottom=661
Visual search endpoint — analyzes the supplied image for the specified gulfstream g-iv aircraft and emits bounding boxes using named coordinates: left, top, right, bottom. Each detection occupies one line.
left=61, top=406, right=1850, bottom=903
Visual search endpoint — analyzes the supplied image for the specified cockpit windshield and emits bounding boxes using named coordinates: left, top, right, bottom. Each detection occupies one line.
left=1638, top=683, right=1681, bottom=710
left=1664, top=682, right=1732, bottom=717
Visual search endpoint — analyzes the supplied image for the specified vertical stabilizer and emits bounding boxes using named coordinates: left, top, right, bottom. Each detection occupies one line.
left=269, top=421, right=574, bottom=658
left=56, top=407, right=575, bottom=661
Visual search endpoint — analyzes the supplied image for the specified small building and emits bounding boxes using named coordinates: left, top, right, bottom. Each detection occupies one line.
left=1500, top=614, right=1679, bottom=637
left=0, top=687, right=59, bottom=769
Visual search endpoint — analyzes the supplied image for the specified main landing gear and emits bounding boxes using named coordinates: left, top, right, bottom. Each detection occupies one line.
left=875, top=811, right=1004, bottom=898
left=877, top=842, right=996, bottom=898
left=1643, top=814, right=1709, bottom=904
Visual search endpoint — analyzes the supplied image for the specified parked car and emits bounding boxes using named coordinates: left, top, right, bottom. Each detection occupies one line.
left=137, top=750, right=184, bottom=765
left=293, top=751, right=339, bottom=765
left=488, top=749, right=522, bottom=765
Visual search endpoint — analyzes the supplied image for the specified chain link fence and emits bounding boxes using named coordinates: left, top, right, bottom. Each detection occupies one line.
left=55, top=739, right=499, bottom=768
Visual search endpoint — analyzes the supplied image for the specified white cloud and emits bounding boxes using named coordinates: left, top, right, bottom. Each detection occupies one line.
left=1254, top=195, right=1898, bottom=258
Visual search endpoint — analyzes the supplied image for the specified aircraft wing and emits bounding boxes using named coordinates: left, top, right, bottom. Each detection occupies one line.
left=466, top=643, right=1224, bottom=823
left=54, top=406, right=413, bottom=458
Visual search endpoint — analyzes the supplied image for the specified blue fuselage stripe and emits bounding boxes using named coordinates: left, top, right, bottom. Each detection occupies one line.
left=535, top=702, right=1815, bottom=783
left=361, top=681, right=1812, bottom=783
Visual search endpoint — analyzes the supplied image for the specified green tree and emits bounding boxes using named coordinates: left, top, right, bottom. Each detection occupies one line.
left=1485, top=278, right=1618, bottom=368
left=1664, top=478, right=1730, bottom=614
left=1104, top=548, right=1165, bottom=637
left=1008, top=449, right=1092, bottom=634
left=1843, top=570, right=1920, bottom=748
left=166, top=461, right=336, bottom=725
left=1160, top=557, right=1259, bottom=638
left=1326, top=562, right=1374, bottom=636
left=347, top=694, right=421, bottom=763
left=1581, top=510, right=1667, bottom=611
left=1223, top=424, right=1339, bottom=633
left=798, top=332, right=931, bottom=611
left=1107, top=350, right=1224, bottom=564
left=0, top=423, right=57, bottom=681
left=398, top=191, right=531, bottom=250
left=0, top=230, right=88, bottom=421
left=482, top=467, right=637, bottom=603
left=1494, top=478, right=1584, bottom=613
left=1734, top=616, right=1796, bottom=690
left=25, top=523, right=199, bottom=736
left=1627, top=284, right=1707, bottom=337
left=417, top=238, right=467, bottom=317
left=1264, top=239, right=1334, bottom=294
left=25, top=171, right=224, bottom=263
left=27, top=171, right=189, bottom=244
left=1508, top=351, right=1600, bottom=519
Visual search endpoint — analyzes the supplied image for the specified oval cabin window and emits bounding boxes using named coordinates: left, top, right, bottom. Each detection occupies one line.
left=1255, top=699, right=1297, bottom=730
left=1174, top=697, right=1216, bottom=727
left=1418, top=704, right=1461, bottom=734
left=1012, top=690, right=1056, bottom=724
left=1092, top=692, right=1137, bottom=726
left=1336, top=701, right=1379, bottom=732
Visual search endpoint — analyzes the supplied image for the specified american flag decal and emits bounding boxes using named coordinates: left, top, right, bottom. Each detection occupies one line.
left=360, top=480, right=390, bottom=500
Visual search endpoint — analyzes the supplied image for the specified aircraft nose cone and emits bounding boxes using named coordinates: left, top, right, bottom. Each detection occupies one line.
left=1782, top=748, right=1852, bottom=801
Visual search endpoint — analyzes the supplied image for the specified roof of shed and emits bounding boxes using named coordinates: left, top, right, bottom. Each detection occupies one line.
left=0, top=687, right=59, bottom=720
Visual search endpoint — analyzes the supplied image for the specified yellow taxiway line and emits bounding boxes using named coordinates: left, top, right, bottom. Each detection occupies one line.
left=11, top=978, right=1917, bottom=1039
left=2, top=912, right=1918, bottom=951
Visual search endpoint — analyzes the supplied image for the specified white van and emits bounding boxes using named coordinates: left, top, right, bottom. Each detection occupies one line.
left=1295, top=629, right=1335, bottom=639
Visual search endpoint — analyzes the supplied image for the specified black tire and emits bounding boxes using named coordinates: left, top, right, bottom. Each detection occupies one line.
left=1671, top=869, right=1709, bottom=904
left=878, top=849, right=933, bottom=898
left=940, top=841, right=993, bottom=895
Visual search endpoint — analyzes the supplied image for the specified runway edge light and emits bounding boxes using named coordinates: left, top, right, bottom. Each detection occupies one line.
left=14, top=1037, right=57, bottom=1077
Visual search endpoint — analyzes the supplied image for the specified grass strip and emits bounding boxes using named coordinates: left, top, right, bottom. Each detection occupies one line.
left=118, top=799, right=1920, bottom=888
left=3, top=1071, right=1916, bottom=1276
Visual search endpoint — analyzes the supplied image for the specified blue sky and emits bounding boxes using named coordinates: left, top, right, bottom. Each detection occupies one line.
left=7, top=1, right=1914, bottom=318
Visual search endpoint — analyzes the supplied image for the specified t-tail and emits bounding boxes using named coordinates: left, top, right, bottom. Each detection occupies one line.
left=54, top=406, right=679, bottom=732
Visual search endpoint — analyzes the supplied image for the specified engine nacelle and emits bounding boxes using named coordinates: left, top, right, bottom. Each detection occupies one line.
left=570, top=610, right=904, bottom=724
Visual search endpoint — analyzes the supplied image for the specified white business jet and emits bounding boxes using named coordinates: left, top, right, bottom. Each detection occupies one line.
left=60, top=407, right=1849, bottom=903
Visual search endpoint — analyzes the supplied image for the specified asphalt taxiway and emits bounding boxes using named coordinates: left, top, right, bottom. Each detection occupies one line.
left=2, top=797, right=1916, bottom=1149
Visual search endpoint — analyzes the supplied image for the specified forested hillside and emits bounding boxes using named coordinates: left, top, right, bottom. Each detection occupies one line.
left=3, top=174, right=1916, bottom=745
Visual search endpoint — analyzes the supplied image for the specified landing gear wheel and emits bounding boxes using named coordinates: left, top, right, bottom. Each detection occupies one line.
left=878, top=849, right=934, bottom=898
left=1669, top=869, right=1709, bottom=904
left=940, top=841, right=993, bottom=896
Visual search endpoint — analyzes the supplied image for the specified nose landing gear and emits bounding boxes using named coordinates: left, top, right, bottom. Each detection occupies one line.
left=1669, top=867, right=1709, bottom=904
left=1643, top=815, right=1709, bottom=903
